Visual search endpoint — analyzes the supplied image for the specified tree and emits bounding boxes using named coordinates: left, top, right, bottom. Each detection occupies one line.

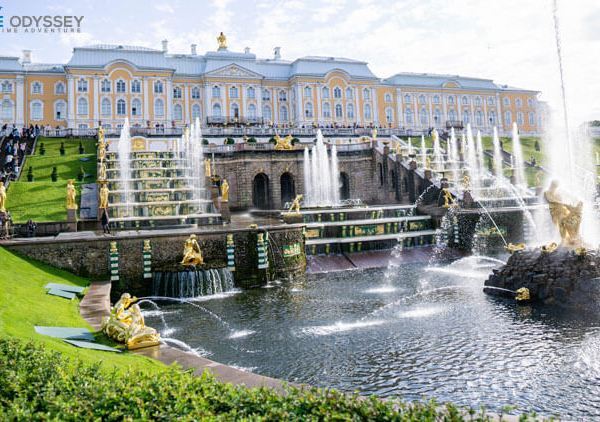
left=51, top=167, right=58, bottom=182
left=27, top=166, right=34, bottom=182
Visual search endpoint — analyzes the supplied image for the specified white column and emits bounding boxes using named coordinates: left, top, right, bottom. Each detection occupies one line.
left=93, top=77, right=100, bottom=124
left=184, top=84, right=190, bottom=125
left=166, top=79, right=173, bottom=124
left=316, top=84, right=322, bottom=125
left=67, top=76, right=75, bottom=128
left=413, top=95, right=418, bottom=130
left=396, top=88, right=402, bottom=128
left=204, top=83, right=211, bottom=123
left=15, top=76, right=24, bottom=126
left=483, top=97, right=488, bottom=131
left=428, top=96, right=433, bottom=128
left=142, top=77, right=149, bottom=122
left=257, top=85, right=263, bottom=123
left=442, top=93, right=448, bottom=126
left=470, top=96, right=475, bottom=127
left=274, top=88, right=279, bottom=124
left=354, top=87, right=360, bottom=126
left=371, top=87, right=378, bottom=125
left=295, top=84, right=302, bottom=126
left=496, top=93, right=502, bottom=133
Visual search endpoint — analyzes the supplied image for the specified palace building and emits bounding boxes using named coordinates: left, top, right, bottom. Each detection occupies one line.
left=0, top=34, right=541, bottom=135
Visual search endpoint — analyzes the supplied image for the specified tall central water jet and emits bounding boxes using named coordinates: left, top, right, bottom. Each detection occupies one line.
left=303, top=130, right=340, bottom=207
left=511, top=122, right=526, bottom=188
left=492, top=126, right=504, bottom=180
left=465, top=124, right=480, bottom=193
left=185, top=118, right=206, bottom=212
left=117, top=118, right=132, bottom=217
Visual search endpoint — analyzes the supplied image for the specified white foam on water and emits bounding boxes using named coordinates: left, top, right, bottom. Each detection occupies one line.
left=228, top=329, right=256, bottom=339
left=365, top=286, right=397, bottom=294
left=301, top=320, right=386, bottom=336
left=188, top=289, right=242, bottom=302
left=425, top=267, right=486, bottom=279
left=161, top=337, right=206, bottom=357
left=290, top=288, right=302, bottom=292
left=141, top=309, right=179, bottom=318
left=162, top=328, right=177, bottom=337
left=229, top=365, right=258, bottom=373
left=398, top=306, right=444, bottom=319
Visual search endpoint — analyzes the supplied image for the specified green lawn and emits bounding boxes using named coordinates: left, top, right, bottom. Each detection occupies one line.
left=7, top=137, right=97, bottom=223
left=0, top=247, right=165, bottom=372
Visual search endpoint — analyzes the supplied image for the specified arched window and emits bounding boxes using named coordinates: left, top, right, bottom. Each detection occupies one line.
left=212, top=103, right=222, bottom=117
left=101, top=79, right=111, bottom=93
left=488, top=96, right=495, bottom=106
left=463, top=109, right=470, bottom=124
left=385, top=93, right=392, bottom=103
left=191, top=86, right=200, bottom=99
left=527, top=98, right=534, bottom=108
left=191, top=104, right=201, bottom=120
left=246, top=86, right=255, bottom=99
left=101, top=98, right=111, bottom=116
left=173, top=103, right=183, bottom=120
left=31, top=82, right=42, bottom=94
left=212, top=86, right=221, bottom=98
left=405, top=108, right=413, bottom=124
left=433, top=95, right=440, bottom=104
left=131, top=80, right=141, bottom=93
left=528, top=112, right=535, bottom=126
left=504, top=110, right=512, bottom=126
left=489, top=111, right=496, bottom=125
left=475, top=96, right=482, bottom=106
left=248, top=103, right=257, bottom=119
left=1, top=99, right=13, bottom=120
left=333, top=87, right=342, bottom=99
left=517, top=112, right=524, bottom=125
left=419, top=95, right=426, bottom=104
left=131, top=98, right=141, bottom=117
left=117, top=99, right=126, bottom=116
left=363, top=88, right=371, bottom=101
left=54, top=82, right=65, bottom=95
left=404, top=94, right=411, bottom=103
left=346, top=103, right=354, bottom=119
left=279, top=105, right=288, bottom=121
left=263, top=105, right=271, bottom=121
left=516, top=98, right=522, bottom=108
left=54, top=101, right=66, bottom=120
left=230, top=103, right=240, bottom=119
left=77, top=79, right=88, bottom=93
left=30, top=101, right=43, bottom=120
left=475, top=110, right=483, bottom=126
left=461, top=96, right=469, bottom=105
left=278, top=90, right=287, bottom=101
left=262, top=89, right=271, bottom=101
left=385, top=107, right=393, bottom=123
left=304, top=102, right=313, bottom=118
left=335, top=104, right=343, bottom=119
left=447, top=95, right=454, bottom=105
left=322, top=102, right=331, bottom=118
left=448, top=109, right=456, bottom=121
left=322, top=86, right=330, bottom=99
left=304, top=86, right=312, bottom=97
left=364, top=104, right=372, bottom=120
left=116, top=79, right=126, bottom=93
left=280, top=173, right=296, bottom=207
left=503, top=97, right=510, bottom=106
left=77, top=97, right=88, bottom=115
left=419, top=107, right=428, bottom=125
left=1, top=81, right=12, bottom=93
left=433, top=108, right=441, bottom=124
left=346, top=87, right=353, bottom=99
left=229, top=86, right=238, bottom=99
left=154, top=98, right=164, bottom=117
left=154, top=80, right=163, bottom=94
left=173, top=86, right=182, bottom=99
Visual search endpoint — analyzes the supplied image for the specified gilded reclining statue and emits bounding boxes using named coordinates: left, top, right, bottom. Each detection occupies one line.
left=181, top=234, right=204, bottom=267
left=544, top=180, right=583, bottom=249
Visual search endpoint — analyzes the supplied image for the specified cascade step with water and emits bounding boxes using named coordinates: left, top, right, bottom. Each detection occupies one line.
left=152, top=268, right=235, bottom=298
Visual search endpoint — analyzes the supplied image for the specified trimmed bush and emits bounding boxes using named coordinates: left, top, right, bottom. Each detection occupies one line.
left=534, top=140, right=540, bottom=152
left=224, top=137, right=235, bottom=145
left=77, top=166, right=85, bottom=181
left=0, top=338, right=500, bottom=420
left=291, top=137, right=300, bottom=145
left=39, top=143, right=45, bottom=155
left=26, top=166, right=34, bottom=182
left=78, top=141, right=85, bottom=154
left=50, top=167, right=58, bottom=182
left=269, top=136, right=277, bottom=144
left=202, top=138, right=209, bottom=145
left=246, top=137, right=257, bottom=143
left=59, top=142, right=66, bottom=156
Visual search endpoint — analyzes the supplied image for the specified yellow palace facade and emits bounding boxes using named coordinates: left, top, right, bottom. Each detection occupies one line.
left=0, top=35, right=541, bottom=135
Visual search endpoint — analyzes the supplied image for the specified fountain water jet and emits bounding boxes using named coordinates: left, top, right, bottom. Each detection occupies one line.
left=303, top=130, right=340, bottom=207
left=117, top=118, right=132, bottom=217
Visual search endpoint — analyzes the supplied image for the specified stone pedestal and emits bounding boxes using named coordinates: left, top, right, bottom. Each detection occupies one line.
left=67, top=208, right=78, bottom=232
left=283, top=213, right=303, bottom=224
left=220, top=201, right=231, bottom=223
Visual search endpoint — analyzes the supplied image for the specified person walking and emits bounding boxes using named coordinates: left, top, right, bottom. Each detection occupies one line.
left=101, top=210, right=111, bottom=234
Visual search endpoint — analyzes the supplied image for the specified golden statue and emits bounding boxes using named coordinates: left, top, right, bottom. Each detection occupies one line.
left=274, top=134, right=293, bottom=150
left=541, top=242, right=558, bottom=254
left=371, top=128, right=378, bottom=139
left=101, top=293, right=160, bottom=350
left=462, top=175, right=471, bottom=190
left=425, top=156, right=431, bottom=169
left=143, top=239, right=151, bottom=253
left=221, top=179, right=229, bottom=202
left=287, top=194, right=303, bottom=214
left=110, top=241, right=118, bottom=253
left=544, top=180, right=583, bottom=248
left=99, top=183, right=110, bottom=209
left=441, top=188, right=454, bottom=208
left=515, top=287, right=530, bottom=302
left=98, top=126, right=105, bottom=141
left=217, top=32, right=227, bottom=49
left=204, top=158, right=212, bottom=177
left=66, top=179, right=78, bottom=210
left=0, top=181, right=6, bottom=213
left=181, top=234, right=204, bottom=267
left=505, top=243, right=525, bottom=254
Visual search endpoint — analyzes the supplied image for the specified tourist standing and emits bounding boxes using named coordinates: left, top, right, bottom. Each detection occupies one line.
left=101, top=210, right=111, bottom=234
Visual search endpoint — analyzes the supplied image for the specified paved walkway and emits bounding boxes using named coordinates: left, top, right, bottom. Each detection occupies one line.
left=79, top=281, right=288, bottom=393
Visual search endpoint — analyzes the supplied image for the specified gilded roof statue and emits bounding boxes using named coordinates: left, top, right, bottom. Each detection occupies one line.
left=217, top=32, right=227, bottom=50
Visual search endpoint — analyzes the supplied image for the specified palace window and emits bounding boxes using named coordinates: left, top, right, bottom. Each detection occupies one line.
left=212, top=103, right=222, bottom=117
left=335, top=104, right=343, bottom=119
left=263, top=105, right=272, bottom=121
left=346, top=87, right=353, bottom=99
left=405, top=108, right=413, bottom=124
left=101, top=79, right=111, bottom=93
left=154, top=81, right=163, bottom=94
left=173, top=104, right=183, bottom=120
left=304, top=86, right=312, bottom=98
left=463, top=109, right=470, bottom=124
left=131, top=80, right=141, bottom=93
left=503, top=97, right=510, bottom=106
left=116, top=79, right=126, bottom=93
left=101, top=98, right=111, bottom=116
left=322, top=102, right=331, bottom=118
left=363, top=88, right=371, bottom=101
left=433, top=95, right=440, bottom=104
left=229, top=86, right=239, bottom=99
left=279, top=105, right=288, bottom=121
left=404, top=94, right=411, bottom=103
left=476, top=110, right=483, bottom=126
left=247, top=86, right=255, bottom=99
left=191, top=104, right=201, bottom=120
left=385, top=107, right=393, bottom=123
left=385, top=93, right=392, bottom=103
left=77, top=97, right=88, bottom=115
left=54, top=101, right=66, bottom=120
left=461, top=96, right=469, bottom=105
left=504, top=110, right=512, bottom=126
left=278, top=90, right=287, bottom=102
left=262, top=89, right=271, bottom=101
left=1, top=81, right=12, bottom=93
left=346, top=103, right=354, bottom=119
left=30, top=101, right=43, bottom=120
left=333, top=87, right=342, bottom=99
left=322, top=87, right=330, bottom=99
left=517, top=112, right=524, bottom=125
left=54, top=82, right=65, bottom=95
left=191, top=86, right=201, bottom=99
left=447, top=95, right=455, bottom=105
left=488, top=97, right=495, bottom=106
left=212, top=86, right=221, bottom=98
left=489, top=111, right=496, bottom=125
left=1, top=99, right=13, bottom=119
left=131, top=98, right=141, bottom=116
left=31, top=82, right=42, bottom=95
left=117, top=99, right=126, bottom=116
left=305, top=102, right=313, bottom=118
left=230, top=103, right=240, bottom=119
left=173, top=86, right=182, bottom=99
left=528, top=112, right=535, bottom=126
left=475, top=96, right=482, bottom=106
left=364, top=104, right=372, bottom=120
left=419, top=95, right=426, bottom=104
left=154, top=98, right=164, bottom=117
left=77, top=79, right=88, bottom=93
left=528, top=98, right=534, bottom=108
left=248, top=103, right=257, bottom=119
left=434, top=108, right=441, bottom=124
left=419, top=107, right=428, bottom=125
left=447, top=109, right=455, bottom=121
left=516, top=98, right=522, bottom=108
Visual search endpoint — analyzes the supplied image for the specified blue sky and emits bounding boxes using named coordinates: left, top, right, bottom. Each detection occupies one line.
left=0, top=0, right=598, bottom=122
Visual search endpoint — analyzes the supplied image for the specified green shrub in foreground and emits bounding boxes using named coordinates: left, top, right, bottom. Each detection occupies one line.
left=0, top=337, right=522, bottom=421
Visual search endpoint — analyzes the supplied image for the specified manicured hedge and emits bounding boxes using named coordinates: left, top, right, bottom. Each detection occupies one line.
left=0, top=338, right=508, bottom=420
